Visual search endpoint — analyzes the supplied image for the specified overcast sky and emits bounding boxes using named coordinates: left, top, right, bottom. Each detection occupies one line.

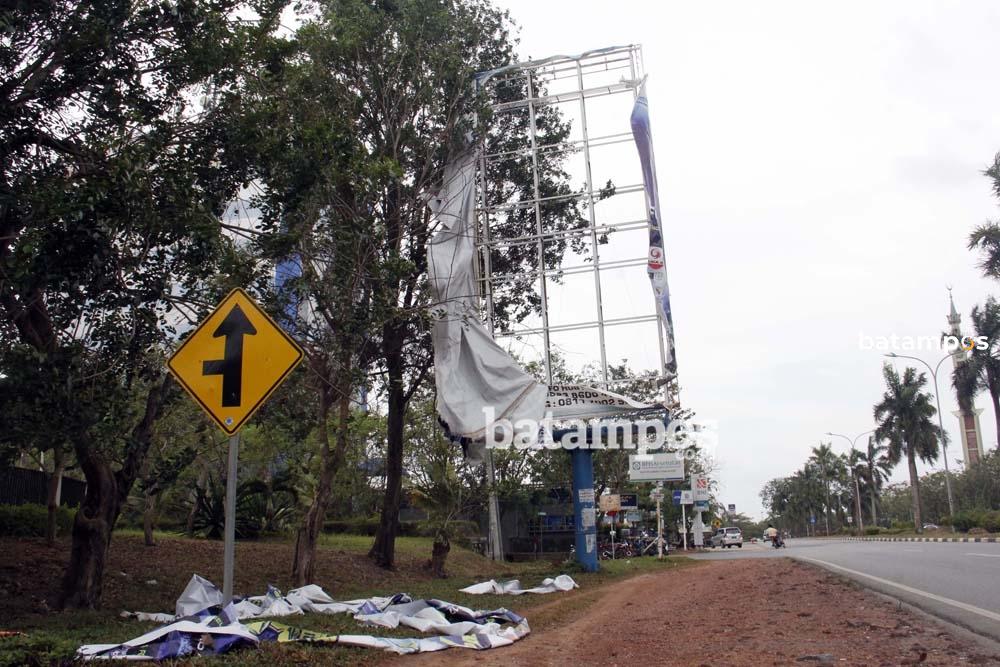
left=496, top=0, right=1000, bottom=518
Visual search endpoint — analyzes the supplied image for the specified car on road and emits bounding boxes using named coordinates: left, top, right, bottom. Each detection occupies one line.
left=709, top=526, right=743, bottom=548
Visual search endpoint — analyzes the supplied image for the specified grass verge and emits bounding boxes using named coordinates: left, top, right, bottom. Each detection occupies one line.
left=0, top=533, right=700, bottom=666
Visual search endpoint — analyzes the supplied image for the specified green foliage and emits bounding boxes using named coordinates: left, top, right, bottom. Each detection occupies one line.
left=188, top=477, right=296, bottom=540
left=0, top=503, right=75, bottom=537
left=0, top=632, right=79, bottom=667
left=946, top=510, right=1000, bottom=533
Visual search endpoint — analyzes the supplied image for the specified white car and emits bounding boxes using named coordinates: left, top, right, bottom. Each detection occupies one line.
left=709, top=527, right=743, bottom=548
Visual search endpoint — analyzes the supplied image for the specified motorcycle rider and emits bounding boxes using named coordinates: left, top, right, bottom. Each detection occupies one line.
left=764, top=523, right=782, bottom=547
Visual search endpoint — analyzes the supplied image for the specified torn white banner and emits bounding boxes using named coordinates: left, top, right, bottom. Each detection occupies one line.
left=91, top=575, right=530, bottom=660
left=460, top=574, right=578, bottom=595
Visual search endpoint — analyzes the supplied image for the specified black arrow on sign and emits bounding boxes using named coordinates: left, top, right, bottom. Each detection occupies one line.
left=202, top=304, right=257, bottom=407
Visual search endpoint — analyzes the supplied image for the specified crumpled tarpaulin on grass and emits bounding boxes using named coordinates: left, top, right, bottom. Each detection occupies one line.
left=459, top=574, right=578, bottom=595
left=80, top=575, right=529, bottom=660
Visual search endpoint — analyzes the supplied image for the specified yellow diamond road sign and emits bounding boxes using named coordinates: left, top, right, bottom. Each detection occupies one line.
left=168, top=288, right=303, bottom=434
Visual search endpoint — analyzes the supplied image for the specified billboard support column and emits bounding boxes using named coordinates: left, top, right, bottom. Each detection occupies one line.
left=571, top=448, right=599, bottom=572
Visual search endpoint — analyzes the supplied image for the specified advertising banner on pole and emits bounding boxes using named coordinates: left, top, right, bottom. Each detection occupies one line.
left=628, top=454, right=684, bottom=481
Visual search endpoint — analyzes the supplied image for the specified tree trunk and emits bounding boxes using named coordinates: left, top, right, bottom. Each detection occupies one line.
left=991, top=389, right=1000, bottom=454
left=907, top=448, right=922, bottom=533
left=369, top=330, right=405, bottom=569
left=427, top=533, right=450, bottom=579
left=187, top=466, right=207, bottom=537
left=824, top=486, right=832, bottom=536
left=292, top=359, right=353, bottom=586
left=867, top=465, right=879, bottom=528
left=45, top=445, right=65, bottom=546
left=143, top=493, right=157, bottom=547
left=853, top=474, right=864, bottom=536
left=58, top=446, right=119, bottom=609
left=59, top=376, right=171, bottom=609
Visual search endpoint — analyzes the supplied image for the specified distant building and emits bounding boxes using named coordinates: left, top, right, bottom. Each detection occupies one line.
left=948, top=291, right=985, bottom=466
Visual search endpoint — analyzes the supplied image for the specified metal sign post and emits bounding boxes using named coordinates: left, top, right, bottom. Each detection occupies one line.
left=681, top=503, right=687, bottom=551
left=168, top=288, right=303, bottom=603
left=223, top=433, right=240, bottom=600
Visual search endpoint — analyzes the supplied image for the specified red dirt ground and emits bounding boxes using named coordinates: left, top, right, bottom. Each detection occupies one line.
left=397, top=559, right=1000, bottom=667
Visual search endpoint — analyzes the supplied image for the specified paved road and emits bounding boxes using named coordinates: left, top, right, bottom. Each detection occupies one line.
left=687, top=538, right=1000, bottom=643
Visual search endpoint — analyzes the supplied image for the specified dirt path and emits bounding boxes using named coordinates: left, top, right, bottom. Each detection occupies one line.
left=396, top=559, right=1000, bottom=666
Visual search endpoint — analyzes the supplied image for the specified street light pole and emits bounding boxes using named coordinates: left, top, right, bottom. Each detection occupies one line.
left=826, top=431, right=872, bottom=537
left=885, top=353, right=956, bottom=520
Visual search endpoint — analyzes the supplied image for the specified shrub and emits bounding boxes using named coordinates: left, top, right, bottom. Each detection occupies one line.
left=949, top=510, right=986, bottom=532
left=864, top=527, right=881, bottom=536
left=982, top=511, right=1000, bottom=534
left=0, top=503, right=76, bottom=537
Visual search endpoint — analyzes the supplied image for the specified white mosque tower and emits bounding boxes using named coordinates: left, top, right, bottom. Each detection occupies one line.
left=948, top=289, right=985, bottom=466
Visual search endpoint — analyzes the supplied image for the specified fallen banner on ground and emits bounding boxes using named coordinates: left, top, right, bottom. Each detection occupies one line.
left=459, top=574, right=578, bottom=595
left=80, top=575, right=530, bottom=660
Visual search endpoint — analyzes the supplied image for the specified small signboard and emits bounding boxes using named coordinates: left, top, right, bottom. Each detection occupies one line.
left=629, top=453, right=685, bottom=481
left=693, top=476, right=710, bottom=501
left=680, top=490, right=693, bottom=505
left=694, top=500, right=709, bottom=512
left=625, top=510, right=642, bottom=524
left=620, top=493, right=638, bottom=509
left=672, top=490, right=682, bottom=505
left=727, top=503, right=736, bottom=513
left=598, top=494, right=621, bottom=512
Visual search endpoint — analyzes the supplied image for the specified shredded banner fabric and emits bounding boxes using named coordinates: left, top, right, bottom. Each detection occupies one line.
left=81, top=574, right=530, bottom=660
left=630, top=80, right=678, bottom=379
left=459, top=574, right=578, bottom=595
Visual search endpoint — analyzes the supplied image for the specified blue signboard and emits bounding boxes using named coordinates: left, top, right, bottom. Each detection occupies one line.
left=672, top=490, right=682, bottom=505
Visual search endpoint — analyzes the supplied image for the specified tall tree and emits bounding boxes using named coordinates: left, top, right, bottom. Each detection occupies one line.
left=967, top=152, right=1000, bottom=279
left=860, top=436, right=893, bottom=526
left=873, top=364, right=941, bottom=533
left=277, top=0, right=588, bottom=570
left=0, top=0, right=285, bottom=607
left=808, top=442, right=844, bottom=536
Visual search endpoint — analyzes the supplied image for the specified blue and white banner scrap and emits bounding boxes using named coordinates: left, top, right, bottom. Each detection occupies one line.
left=630, top=82, right=677, bottom=378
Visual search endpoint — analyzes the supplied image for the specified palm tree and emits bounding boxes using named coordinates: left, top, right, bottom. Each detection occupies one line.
left=953, top=297, right=1000, bottom=451
left=859, top=436, right=892, bottom=526
left=809, top=442, right=844, bottom=535
left=873, top=364, right=942, bottom=533
left=967, top=153, right=1000, bottom=278
left=846, top=449, right=867, bottom=532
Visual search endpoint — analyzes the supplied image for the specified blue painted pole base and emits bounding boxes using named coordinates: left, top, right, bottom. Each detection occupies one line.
left=570, top=448, right=599, bottom=572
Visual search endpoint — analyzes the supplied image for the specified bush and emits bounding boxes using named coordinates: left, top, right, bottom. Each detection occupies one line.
left=948, top=510, right=987, bottom=532
left=864, top=527, right=881, bottom=536
left=0, top=503, right=76, bottom=537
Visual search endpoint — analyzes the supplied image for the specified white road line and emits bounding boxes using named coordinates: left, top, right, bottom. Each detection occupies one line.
left=966, top=553, right=1000, bottom=558
left=797, top=556, right=1000, bottom=623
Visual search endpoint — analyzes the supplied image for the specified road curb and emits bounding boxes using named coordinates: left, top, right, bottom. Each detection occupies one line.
left=845, top=536, right=998, bottom=543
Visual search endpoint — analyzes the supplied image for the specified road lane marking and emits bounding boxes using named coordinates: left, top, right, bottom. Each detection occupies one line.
left=966, top=553, right=1000, bottom=558
left=797, top=556, right=1000, bottom=623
